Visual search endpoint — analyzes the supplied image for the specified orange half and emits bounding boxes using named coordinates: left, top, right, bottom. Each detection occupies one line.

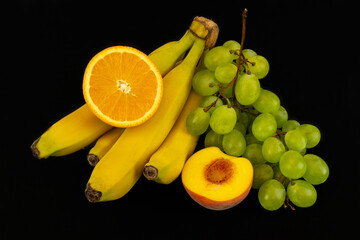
left=83, top=46, right=163, bottom=127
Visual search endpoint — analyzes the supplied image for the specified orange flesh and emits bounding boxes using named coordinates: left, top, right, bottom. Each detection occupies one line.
left=88, top=52, right=159, bottom=122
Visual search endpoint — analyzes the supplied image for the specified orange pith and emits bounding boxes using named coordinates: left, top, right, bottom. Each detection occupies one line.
left=83, top=46, right=163, bottom=128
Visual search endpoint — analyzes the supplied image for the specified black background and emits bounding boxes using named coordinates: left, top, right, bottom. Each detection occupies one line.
left=2, top=0, right=356, bottom=239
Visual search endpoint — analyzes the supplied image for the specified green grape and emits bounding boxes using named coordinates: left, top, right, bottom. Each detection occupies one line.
left=237, top=111, right=249, bottom=129
left=303, top=154, right=329, bottom=185
left=234, top=122, right=247, bottom=136
left=297, top=124, right=321, bottom=148
left=223, top=40, right=241, bottom=60
left=262, top=137, right=286, bottom=163
left=222, top=129, right=246, bottom=156
left=298, top=147, right=307, bottom=155
left=252, top=164, right=274, bottom=189
left=209, top=105, right=237, bottom=135
left=204, top=46, right=234, bottom=71
left=287, top=180, right=317, bottom=208
left=186, top=107, right=210, bottom=136
left=273, top=165, right=290, bottom=187
left=247, top=121, right=253, bottom=135
left=284, top=129, right=307, bottom=151
left=192, top=69, right=219, bottom=96
left=204, top=130, right=223, bottom=150
left=279, top=150, right=307, bottom=179
left=234, top=73, right=261, bottom=105
left=200, top=95, right=223, bottom=115
left=245, top=133, right=262, bottom=146
left=246, top=108, right=259, bottom=130
left=215, top=63, right=237, bottom=84
left=243, top=143, right=266, bottom=165
left=223, top=40, right=240, bottom=50
left=246, top=55, right=270, bottom=79
left=242, top=49, right=257, bottom=59
left=252, top=113, right=277, bottom=141
left=258, top=179, right=286, bottom=211
left=271, top=106, right=288, bottom=128
left=233, top=107, right=241, bottom=121
left=252, top=89, right=280, bottom=113
left=282, top=120, right=300, bottom=132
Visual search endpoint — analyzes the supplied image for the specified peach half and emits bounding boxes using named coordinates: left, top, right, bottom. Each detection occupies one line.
left=181, top=147, right=253, bottom=210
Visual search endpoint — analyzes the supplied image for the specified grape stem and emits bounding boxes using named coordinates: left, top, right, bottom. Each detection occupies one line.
left=231, top=8, right=248, bottom=106
left=272, top=131, right=287, bottom=147
left=235, top=104, right=259, bottom=116
left=282, top=176, right=288, bottom=185
left=203, top=94, right=221, bottom=112
left=284, top=195, right=296, bottom=211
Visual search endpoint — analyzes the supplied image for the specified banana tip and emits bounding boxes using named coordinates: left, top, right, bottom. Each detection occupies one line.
left=85, top=183, right=102, bottom=203
left=87, top=154, right=99, bottom=166
left=143, top=165, right=158, bottom=180
left=30, top=138, right=41, bottom=159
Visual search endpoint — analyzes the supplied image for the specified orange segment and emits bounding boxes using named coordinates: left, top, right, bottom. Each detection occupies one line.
left=83, top=46, right=163, bottom=127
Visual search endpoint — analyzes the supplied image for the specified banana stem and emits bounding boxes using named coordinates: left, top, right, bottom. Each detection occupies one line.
left=192, top=16, right=219, bottom=49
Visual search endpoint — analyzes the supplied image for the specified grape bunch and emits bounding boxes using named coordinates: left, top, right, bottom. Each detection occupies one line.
left=186, top=40, right=329, bottom=211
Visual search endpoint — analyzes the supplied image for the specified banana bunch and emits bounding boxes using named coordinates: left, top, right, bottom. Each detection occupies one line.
left=31, top=17, right=219, bottom=203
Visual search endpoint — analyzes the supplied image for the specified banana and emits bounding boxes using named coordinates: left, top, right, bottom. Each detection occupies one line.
left=31, top=104, right=113, bottom=159
left=30, top=27, right=197, bottom=159
left=85, top=36, right=206, bottom=202
left=149, top=41, right=186, bottom=64
left=87, top=127, right=125, bottom=166
left=142, top=20, right=219, bottom=184
left=143, top=90, right=203, bottom=184
left=147, top=31, right=194, bottom=75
